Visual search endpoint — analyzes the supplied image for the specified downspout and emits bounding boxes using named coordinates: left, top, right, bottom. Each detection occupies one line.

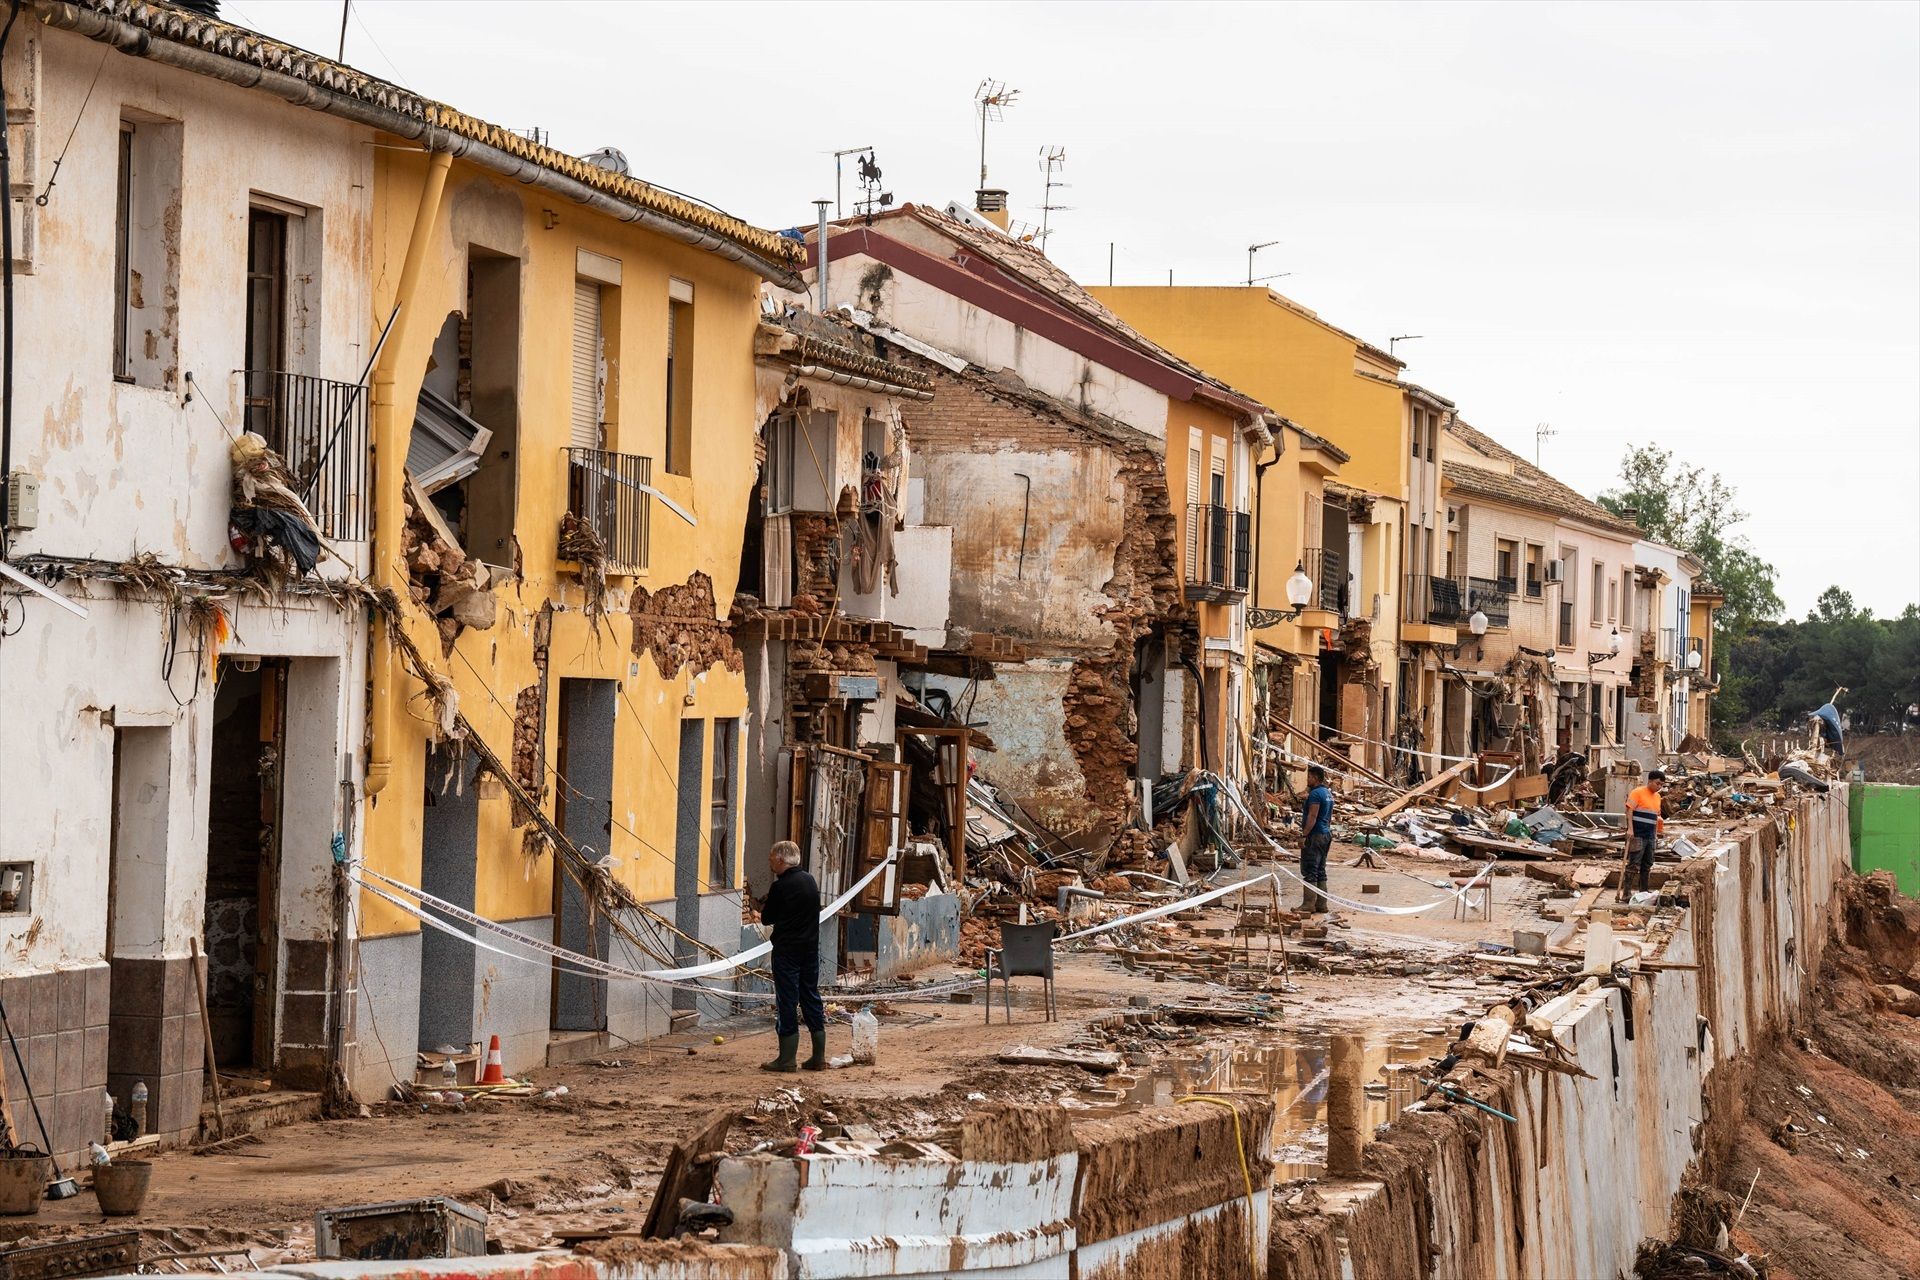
left=363, top=149, right=452, bottom=798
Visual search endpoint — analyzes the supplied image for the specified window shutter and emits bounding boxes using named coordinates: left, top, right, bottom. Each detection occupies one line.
left=569, top=280, right=602, bottom=451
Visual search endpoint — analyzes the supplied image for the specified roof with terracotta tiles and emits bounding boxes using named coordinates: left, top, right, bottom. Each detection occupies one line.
left=1445, top=421, right=1638, bottom=535
left=41, top=0, right=803, bottom=269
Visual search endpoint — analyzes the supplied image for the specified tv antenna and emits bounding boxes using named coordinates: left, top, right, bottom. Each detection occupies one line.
left=1535, top=422, right=1556, bottom=465
left=1246, top=240, right=1290, bottom=286
left=1389, top=334, right=1424, bottom=356
left=975, top=79, right=1020, bottom=189
left=1037, top=146, right=1070, bottom=246
left=831, top=145, right=873, bottom=218
left=854, top=150, right=892, bottom=219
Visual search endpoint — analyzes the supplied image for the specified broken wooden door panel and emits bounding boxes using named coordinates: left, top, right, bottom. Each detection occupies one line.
left=787, top=745, right=868, bottom=901
left=856, top=760, right=908, bottom=914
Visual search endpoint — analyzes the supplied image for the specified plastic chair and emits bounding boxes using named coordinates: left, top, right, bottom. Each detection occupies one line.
left=985, top=921, right=1058, bottom=1023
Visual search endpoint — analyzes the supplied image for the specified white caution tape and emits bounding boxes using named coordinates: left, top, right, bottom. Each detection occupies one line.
left=1057, top=872, right=1284, bottom=943
left=359, top=854, right=896, bottom=983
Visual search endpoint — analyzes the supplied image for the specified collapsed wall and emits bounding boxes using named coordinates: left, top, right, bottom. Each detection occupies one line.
left=707, top=790, right=1849, bottom=1279
left=1273, top=788, right=1851, bottom=1279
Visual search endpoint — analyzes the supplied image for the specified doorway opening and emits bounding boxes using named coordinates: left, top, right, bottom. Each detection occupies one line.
left=553, top=678, right=615, bottom=1034
left=202, top=657, right=287, bottom=1074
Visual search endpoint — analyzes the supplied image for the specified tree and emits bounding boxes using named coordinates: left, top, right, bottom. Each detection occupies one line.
left=1598, top=446, right=1783, bottom=634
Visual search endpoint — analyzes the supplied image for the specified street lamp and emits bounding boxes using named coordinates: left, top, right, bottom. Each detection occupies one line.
left=1248, top=561, right=1316, bottom=628
left=1685, top=648, right=1702, bottom=671
left=1468, top=609, right=1489, bottom=638
left=1608, top=627, right=1622, bottom=656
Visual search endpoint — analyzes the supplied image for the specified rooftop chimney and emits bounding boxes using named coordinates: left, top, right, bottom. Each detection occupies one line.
left=974, top=188, right=1009, bottom=230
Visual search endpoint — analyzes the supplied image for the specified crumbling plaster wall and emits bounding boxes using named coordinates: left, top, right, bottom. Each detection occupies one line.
left=2, top=25, right=374, bottom=566
left=909, top=369, right=1176, bottom=844
left=0, top=25, right=370, bottom=1116
left=814, top=245, right=1167, bottom=441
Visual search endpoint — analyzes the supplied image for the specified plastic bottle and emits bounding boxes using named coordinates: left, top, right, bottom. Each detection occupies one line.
left=88, top=1142, right=111, bottom=1167
left=131, top=1081, right=149, bottom=1139
left=442, top=1057, right=459, bottom=1087
left=101, top=1090, right=115, bottom=1143
left=850, top=1007, right=879, bottom=1066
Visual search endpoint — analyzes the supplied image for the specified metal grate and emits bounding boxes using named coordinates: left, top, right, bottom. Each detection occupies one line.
left=1184, top=502, right=1250, bottom=598
left=564, top=447, right=652, bottom=573
left=244, top=370, right=370, bottom=540
left=1407, top=574, right=1465, bottom=624
left=1467, top=577, right=1511, bottom=628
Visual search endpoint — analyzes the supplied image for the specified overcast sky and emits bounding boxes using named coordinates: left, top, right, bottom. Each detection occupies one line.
left=245, top=0, right=1920, bottom=619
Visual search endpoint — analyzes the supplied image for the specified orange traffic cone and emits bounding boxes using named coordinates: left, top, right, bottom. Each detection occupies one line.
left=479, top=1034, right=505, bottom=1085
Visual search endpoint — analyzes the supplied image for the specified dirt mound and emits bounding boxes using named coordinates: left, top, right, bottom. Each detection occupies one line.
left=1845, top=734, right=1920, bottom=784
left=1662, top=870, right=1920, bottom=1280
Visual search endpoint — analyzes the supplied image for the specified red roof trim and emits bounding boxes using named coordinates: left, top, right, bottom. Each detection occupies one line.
left=810, top=228, right=1251, bottom=411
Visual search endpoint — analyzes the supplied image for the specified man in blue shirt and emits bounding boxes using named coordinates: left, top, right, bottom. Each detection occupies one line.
left=1300, top=765, right=1334, bottom=914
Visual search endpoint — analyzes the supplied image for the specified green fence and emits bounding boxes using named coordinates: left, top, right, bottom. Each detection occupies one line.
left=1850, top=784, right=1920, bottom=896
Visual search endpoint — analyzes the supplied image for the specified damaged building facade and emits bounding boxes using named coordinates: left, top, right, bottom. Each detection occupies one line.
left=1435, top=420, right=1646, bottom=781
left=350, top=103, right=808, bottom=1088
left=734, top=307, right=963, bottom=969
left=0, top=1, right=376, bottom=1160
left=805, top=202, right=1275, bottom=856
left=1094, top=285, right=1452, bottom=782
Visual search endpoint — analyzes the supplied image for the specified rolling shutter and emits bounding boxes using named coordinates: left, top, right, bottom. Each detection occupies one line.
left=569, top=280, right=602, bottom=451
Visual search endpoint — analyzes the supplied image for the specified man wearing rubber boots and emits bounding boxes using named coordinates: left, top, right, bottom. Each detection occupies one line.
left=759, top=840, right=827, bottom=1072
left=1300, top=765, right=1334, bottom=914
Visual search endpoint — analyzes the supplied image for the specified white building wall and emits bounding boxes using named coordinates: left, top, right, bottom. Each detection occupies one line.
left=0, top=24, right=372, bottom=1148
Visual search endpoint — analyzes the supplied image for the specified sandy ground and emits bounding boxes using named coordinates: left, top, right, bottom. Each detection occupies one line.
left=8, top=846, right=1548, bottom=1260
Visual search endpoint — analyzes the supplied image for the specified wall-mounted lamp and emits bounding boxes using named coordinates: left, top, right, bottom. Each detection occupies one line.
left=1685, top=647, right=1702, bottom=671
left=1248, top=561, right=1316, bottom=628
left=1453, top=608, right=1489, bottom=661
left=1586, top=627, right=1621, bottom=668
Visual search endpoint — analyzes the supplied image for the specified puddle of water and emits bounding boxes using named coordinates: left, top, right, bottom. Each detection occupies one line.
left=1071, top=1030, right=1449, bottom=1180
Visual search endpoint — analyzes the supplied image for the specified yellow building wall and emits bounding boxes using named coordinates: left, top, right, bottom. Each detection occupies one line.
left=360, top=151, right=762, bottom=937
left=1094, top=287, right=1407, bottom=499
left=1166, top=397, right=1250, bottom=770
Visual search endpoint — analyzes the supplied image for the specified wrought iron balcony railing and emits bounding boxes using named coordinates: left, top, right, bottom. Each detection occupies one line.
left=1302, top=546, right=1347, bottom=614
left=1184, top=502, right=1250, bottom=602
left=241, top=370, right=369, bottom=540
left=1406, top=573, right=1465, bottom=625
left=564, top=448, right=652, bottom=574
left=1467, top=577, right=1511, bottom=629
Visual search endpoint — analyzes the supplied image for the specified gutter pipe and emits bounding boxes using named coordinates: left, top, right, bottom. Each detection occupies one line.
left=37, top=2, right=807, bottom=291
left=363, top=148, right=451, bottom=798
left=789, top=366, right=934, bottom=401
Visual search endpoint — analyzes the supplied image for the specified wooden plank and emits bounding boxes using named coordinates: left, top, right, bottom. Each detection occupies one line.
left=1370, top=759, right=1474, bottom=822
left=641, top=1107, right=735, bottom=1238
left=996, top=1046, right=1123, bottom=1073
left=1271, top=715, right=1397, bottom=787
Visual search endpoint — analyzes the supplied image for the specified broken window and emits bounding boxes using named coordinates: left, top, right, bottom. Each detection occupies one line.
left=113, top=114, right=182, bottom=388
left=709, top=717, right=738, bottom=888
left=665, top=280, right=694, bottom=475
left=243, top=208, right=287, bottom=439
left=461, top=249, right=522, bottom=566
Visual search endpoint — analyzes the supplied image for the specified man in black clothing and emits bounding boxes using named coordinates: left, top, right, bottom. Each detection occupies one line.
left=758, top=840, right=826, bottom=1073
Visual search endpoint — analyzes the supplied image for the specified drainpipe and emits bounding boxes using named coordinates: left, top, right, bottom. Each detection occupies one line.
left=364, top=149, right=452, bottom=799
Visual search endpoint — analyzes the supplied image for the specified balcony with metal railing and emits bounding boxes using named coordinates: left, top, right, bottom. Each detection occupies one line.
left=1406, top=573, right=1466, bottom=625
left=1467, top=577, right=1511, bottom=629
left=1302, top=546, right=1347, bottom=614
left=241, top=369, right=369, bottom=540
left=1184, top=502, right=1250, bottom=603
left=563, top=448, right=652, bottom=574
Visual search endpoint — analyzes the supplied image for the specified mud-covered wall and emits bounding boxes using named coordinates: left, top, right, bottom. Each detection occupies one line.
left=1277, top=790, right=1851, bottom=1280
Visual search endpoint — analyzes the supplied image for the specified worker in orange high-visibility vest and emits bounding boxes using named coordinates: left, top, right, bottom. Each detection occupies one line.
left=1623, top=770, right=1667, bottom=897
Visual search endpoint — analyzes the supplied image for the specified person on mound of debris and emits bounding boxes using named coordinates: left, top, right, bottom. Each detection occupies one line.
left=1300, top=766, right=1334, bottom=914
left=758, top=840, right=827, bottom=1073
left=1625, top=770, right=1666, bottom=895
